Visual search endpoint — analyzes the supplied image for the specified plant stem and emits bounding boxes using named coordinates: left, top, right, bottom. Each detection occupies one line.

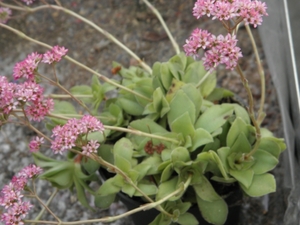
left=37, top=72, right=93, bottom=114
left=49, top=94, right=93, bottom=99
left=235, top=65, right=261, bottom=158
left=245, top=24, right=266, bottom=125
left=141, top=0, right=180, bottom=55
left=25, top=175, right=192, bottom=224
left=104, top=125, right=180, bottom=144
left=0, top=23, right=152, bottom=102
left=31, top=189, right=59, bottom=225
left=47, top=112, right=115, bottom=122
left=0, top=2, right=152, bottom=73
left=31, top=192, right=61, bottom=223
left=196, top=69, right=212, bottom=88
left=78, top=150, right=173, bottom=218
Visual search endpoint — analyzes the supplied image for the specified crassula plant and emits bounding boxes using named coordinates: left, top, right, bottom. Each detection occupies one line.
left=0, top=0, right=285, bottom=225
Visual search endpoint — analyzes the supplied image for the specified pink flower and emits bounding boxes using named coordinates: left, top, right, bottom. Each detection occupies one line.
left=13, top=52, right=42, bottom=81
left=184, top=31, right=242, bottom=71
left=183, top=28, right=212, bottom=58
left=0, top=7, right=11, bottom=24
left=29, top=136, right=44, bottom=152
left=82, top=140, right=100, bottom=156
left=193, top=0, right=215, bottom=18
left=24, top=98, right=54, bottom=121
left=51, top=115, right=104, bottom=154
left=42, top=46, right=68, bottom=64
left=0, top=165, right=41, bottom=225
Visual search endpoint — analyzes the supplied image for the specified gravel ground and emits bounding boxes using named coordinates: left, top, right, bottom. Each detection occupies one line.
left=0, top=1, right=289, bottom=224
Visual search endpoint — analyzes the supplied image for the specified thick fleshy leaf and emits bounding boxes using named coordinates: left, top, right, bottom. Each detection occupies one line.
left=252, top=150, right=279, bottom=174
left=94, top=193, right=116, bottom=209
left=161, top=164, right=174, bottom=182
left=168, top=90, right=196, bottom=124
left=171, top=147, right=191, bottom=164
left=196, top=195, right=228, bottom=225
left=258, top=137, right=286, bottom=158
left=118, top=97, right=144, bottom=116
left=165, top=79, right=185, bottom=103
left=193, top=176, right=221, bottom=202
left=190, top=128, right=214, bottom=152
left=160, top=62, right=173, bottom=90
left=240, top=173, right=276, bottom=197
left=134, top=181, right=158, bottom=196
left=181, top=84, right=203, bottom=117
left=229, top=133, right=251, bottom=154
left=226, top=117, right=256, bottom=147
left=113, top=138, right=133, bottom=162
left=229, top=169, right=254, bottom=188
left=96, top=177, right=121, bottom=196
left=170, top=112, right=194, bottom=136
left=149, top=213, right=171, bottom=225
left=156, top=177, right=178, bottom=201
left=177, top=212, right=199, bottom=225
left=195, top=104, right=234, bottom=133
left=233, top=104, right=250, bottom=124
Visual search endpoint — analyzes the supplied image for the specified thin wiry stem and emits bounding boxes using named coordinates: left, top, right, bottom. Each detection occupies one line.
left=0, top=2, right=152, bottom=73
left=0, top=23, right=152, bottom=102
left=142, top=0, right=180, bottom=55
left=245, top=24, right=266, bottom=125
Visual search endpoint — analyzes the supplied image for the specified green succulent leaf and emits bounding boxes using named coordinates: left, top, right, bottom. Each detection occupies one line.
left=161, top=164, right=174, bottom=183
left=193, top=176, right=221, bottom=202
left=190, top=128, right=214, bottom=152
left=195, top=104, right=234, bottom=133
left=181, top=84, right=203, bottom=117
left=73, top=176, right=93, bottom=209
left=156, top=177, right=179, bottom=201
left=240, top=173, right=276, bottom=197
left=113, top=138, right=134, bottom=162
left=252, top=150, right=279, bottom=174
left=196, top=195, right=228, bottom=225
left=134, top=181, right=158, bottom=196
left=183, top=61, right=216, bottom=97
left=229, top=168, right=254, bottom=188
left=233, top=104, right=250, bottom=124
left=258, top=137, right=286, bottom=158
left=149, top=213, right=171, bottom=225
left=171, top=147, right=191, bottom=164
left=96, top=177, right=121, bottom=196
left=70, top=85, right=93, bottom=104
left=94, top=193, right=116, bottom=209
left=226, top=117, right=256, bottom=147
left=118, top=96, right=144, bottom=116
left=206, top=87, right=234, bottom=102
left=177, top=212, right=199, bottom=225
left=168, top=53, right=185, bottom=80
left=81, top=157, right=100, bottom=174
left=168, top=89, right=196, bottom=124
left=170, top=112, right=194, bottom=136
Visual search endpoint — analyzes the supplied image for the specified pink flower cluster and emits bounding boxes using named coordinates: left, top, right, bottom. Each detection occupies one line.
left=13, top=53, right=42, bottom=81
left=0, top=76, right=54, bottom=121
left=82, top=140, right=100, bottom=156
left=29, top=136, right=44, bottom=152
left=13, top=46, right=68, bottom=81
left=0, top=164, right=42, bottom=225
left=193, top=0, right=268, bottom=27
left=184, top=29, right=242, bottom=70
left=0, top=7, right=11, bottom=24
left=42, top=46, right=68, bottom=64
left=51, top=115, right=105, bottom=154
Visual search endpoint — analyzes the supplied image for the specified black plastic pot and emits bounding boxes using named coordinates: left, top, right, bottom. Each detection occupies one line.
left=99, top=169, right=242, bottom=225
